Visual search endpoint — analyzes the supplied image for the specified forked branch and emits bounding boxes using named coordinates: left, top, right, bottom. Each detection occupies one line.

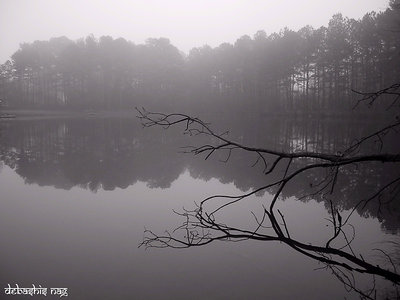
left=136, top=107, right=400, bottom=288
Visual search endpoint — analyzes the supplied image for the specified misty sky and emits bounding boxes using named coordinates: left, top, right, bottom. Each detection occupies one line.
left=0, top=0, right=389, bottom=64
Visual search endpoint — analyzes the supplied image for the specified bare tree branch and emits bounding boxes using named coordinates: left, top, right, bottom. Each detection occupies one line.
left=352, top=83, right=400, bottom=109
left=136, top=101, right=400, bottom=298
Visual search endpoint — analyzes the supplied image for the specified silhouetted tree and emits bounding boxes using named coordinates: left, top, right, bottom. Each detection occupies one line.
left=136, top=80, right=400, bottom=298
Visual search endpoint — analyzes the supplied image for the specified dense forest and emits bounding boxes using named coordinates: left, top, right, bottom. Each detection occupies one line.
left=0, top=1, right=399, bottom=113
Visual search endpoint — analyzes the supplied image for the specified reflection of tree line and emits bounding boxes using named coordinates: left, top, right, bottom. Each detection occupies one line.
left=187, top=120, right=400, bottom=233
left=0, top=118, right=187, bottom=191
left=0, top=117, right=398, bottom=230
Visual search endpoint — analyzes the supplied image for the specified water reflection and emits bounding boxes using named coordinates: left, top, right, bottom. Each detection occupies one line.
left=1, top=165, right=377, bottom=300
left=0, top=118, right=186, bottom=190
left=0, top=116, right=399, bottom=299
left=0, top=117, right=398, bottom=232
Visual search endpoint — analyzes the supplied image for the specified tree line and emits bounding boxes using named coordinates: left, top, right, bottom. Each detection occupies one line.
left=0, top=1, right=399, bottom=114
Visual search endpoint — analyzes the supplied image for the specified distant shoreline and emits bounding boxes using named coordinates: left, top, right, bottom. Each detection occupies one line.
left=0, top=109, right=138, bottom=120
left=0, top=108, right=394, bottom=122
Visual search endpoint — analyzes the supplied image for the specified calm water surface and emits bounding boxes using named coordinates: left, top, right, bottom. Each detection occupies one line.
left=0, top=117, right=398, bottom=299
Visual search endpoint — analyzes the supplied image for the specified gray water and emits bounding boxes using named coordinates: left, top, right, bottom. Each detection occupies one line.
left=0, top=117, right=398, bottom=299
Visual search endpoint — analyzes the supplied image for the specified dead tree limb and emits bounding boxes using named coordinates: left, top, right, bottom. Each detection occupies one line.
left=136, top=107, right=400, bottom=287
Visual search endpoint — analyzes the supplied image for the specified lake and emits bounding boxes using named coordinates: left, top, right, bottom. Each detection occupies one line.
left=0, top=115, right=399, bottom=299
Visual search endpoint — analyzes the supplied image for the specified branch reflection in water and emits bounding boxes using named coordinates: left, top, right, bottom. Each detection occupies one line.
left=0, top=115, right=399, bottom=299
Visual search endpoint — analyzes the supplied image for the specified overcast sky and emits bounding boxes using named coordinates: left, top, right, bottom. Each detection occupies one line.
left=0, top=0, right=390, bottom=64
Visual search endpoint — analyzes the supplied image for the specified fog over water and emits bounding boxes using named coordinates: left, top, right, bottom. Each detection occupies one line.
left=0, top=116, right=399, bottom=299
left=0, top=1, right=400, bottom=299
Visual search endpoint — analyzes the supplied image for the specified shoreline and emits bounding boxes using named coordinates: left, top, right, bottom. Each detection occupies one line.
left=0, top=109, right=138, bottom=120
left=0, top=108, right=395, bottom=121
